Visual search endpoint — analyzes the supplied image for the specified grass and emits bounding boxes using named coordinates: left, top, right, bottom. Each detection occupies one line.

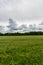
left=0, top=36, right=43, bottom=65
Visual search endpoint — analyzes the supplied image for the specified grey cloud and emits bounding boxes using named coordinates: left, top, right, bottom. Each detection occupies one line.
left=17, top=23, right=43, bottom=32
left=39, top=22, right=43, bottom=25
left=7, top=18, right=43, bottom=33
left=7, top=19, right=28, bottom=33
left=18, top=24, right=27, bottom=30
left=17, top=24, right=28, bottom=32
left=28, top=24, right=37, bottom=32
left=0, top=19, right=43, bottom=33
left=0, top=26, right=4, bottom=33
left=7, top=18, right=17, bottom=33
left=29, top=24, right=43, bottom=32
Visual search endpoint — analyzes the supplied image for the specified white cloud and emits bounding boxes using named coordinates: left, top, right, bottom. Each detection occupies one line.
left=0, top=0, right=43, bottom=22
left=0, top=0, right=43, bottom=32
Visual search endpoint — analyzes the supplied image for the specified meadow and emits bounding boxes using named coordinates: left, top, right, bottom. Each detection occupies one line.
left=0, top=36, right=43, bottom=65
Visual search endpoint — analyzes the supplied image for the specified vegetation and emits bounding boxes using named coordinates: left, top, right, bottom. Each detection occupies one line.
left=0, top=31, right=43, bottom=36
left=0, top=36, right=43, bottom=65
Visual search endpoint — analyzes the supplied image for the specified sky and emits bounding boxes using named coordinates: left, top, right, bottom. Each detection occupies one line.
left=0, top=0, right=43, bottom=33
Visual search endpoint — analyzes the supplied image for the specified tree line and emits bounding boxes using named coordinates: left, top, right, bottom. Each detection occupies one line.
left=0, top=32, right=43, bottom=36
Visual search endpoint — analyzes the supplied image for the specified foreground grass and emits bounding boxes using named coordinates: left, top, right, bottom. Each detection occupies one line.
left=0, top=36, right=43, bottom=65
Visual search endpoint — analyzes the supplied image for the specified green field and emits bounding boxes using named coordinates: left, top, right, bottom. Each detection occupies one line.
left=0, top=36, right=43, bottom=65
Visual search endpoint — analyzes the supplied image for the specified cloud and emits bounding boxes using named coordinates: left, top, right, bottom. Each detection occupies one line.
left=0, top=0, right=43, bottom=23
left=29, top=24, right=43, bottom=32
left=6, top=18, right=43, bottom=33
left=18, top=24, right=27, bottom=30
left=17, top=24, right=28, bottom=32
left=7, top=18, right=17, bottom=33
left=0, top=0, right=43, bottom=33
left=39, top=22, right=43, bottom=25
left=0, top=18, right=43, bottom=33
left=0, top=26, right=4, bottom=33
left=28, top=24, right=36, bottom=32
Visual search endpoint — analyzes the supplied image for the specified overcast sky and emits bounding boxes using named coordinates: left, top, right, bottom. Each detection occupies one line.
left=0, top=0, right=43, bottom=26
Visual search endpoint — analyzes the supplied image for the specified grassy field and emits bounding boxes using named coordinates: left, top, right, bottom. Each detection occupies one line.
left=0, top=36, right=43, bottom=65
